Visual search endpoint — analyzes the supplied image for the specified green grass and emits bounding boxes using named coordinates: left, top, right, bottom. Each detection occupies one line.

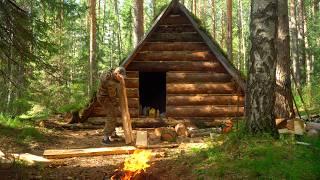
left=0, top=114, right=45, bottom=144
left=185, top=132, right=320, bottom=179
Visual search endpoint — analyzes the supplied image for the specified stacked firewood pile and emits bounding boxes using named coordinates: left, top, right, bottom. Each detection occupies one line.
left=305, top=115, right=320, bottom=137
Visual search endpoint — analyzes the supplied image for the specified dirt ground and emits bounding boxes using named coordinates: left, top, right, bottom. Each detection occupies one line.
left=0, top=116, right=209, bottom=179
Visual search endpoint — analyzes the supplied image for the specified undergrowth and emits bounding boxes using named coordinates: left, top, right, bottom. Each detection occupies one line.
left=0, top=114, right=45, bottom=145
left=187, top=131, right=320, bottom=179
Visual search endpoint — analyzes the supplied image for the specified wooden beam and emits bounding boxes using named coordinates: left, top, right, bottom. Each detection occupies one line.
left=166, top=105, right=244, bottom=117
left=135, top=51, right=215, bottom=61
left=118, top=76, right=134, bottom=144
left=167, top=95, right=245, bottom=106
left=126, top=71, right=139, bottom=78
left=126, top=88, right=139, bottom=98
left=127, top=61, right=226, bottom=72
left=159, top=14, right=190, bottom=25
left=155, top=24, right=196, bottom=33
left=167, top=82, right=236, bottom=94
left=149, top=32, right=202, bottom=42
left=166, top=72, right=232, bottom=83
left=140, top=42, right=208, bottom=51
left=43, top=146, right=137, bottom=159
left=125, top=78, right=139, bottom=88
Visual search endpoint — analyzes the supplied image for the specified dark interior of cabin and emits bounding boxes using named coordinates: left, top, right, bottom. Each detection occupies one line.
left=139, top=72, right=166, bottom=115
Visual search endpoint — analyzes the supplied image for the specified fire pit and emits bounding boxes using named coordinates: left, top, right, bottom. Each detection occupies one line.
left=111, top=150, right=157, bottom=180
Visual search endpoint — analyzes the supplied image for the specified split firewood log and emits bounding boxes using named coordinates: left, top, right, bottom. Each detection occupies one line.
left=154, top=127, right=177, bottom=142
left=306, top=122, right=320, bottom=131
left=175, top=123, right=189, bottom=137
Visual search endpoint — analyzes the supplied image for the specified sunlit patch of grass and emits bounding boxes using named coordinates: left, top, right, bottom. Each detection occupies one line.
left=0, top=114, right=45, bottom=144
left=188, top=132, right=320, bottom=179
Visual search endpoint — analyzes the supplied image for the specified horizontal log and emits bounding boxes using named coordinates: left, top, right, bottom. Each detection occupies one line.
left=166, top=72, right=232, bottom=83
left=86, top=117, right=242, bottom=128
left=140, top=42, right=209, bottom=51
left=127, top=61, right=226, bottom=72
left=125, top=78, right=139, bottom=88
left=126, top=88, right=139, bottom=98
left=160, top=14, right=191, bottom=25
left=167, top=83, right=236, bottom=94
left=167, top=95, right=245, bottom=106
left=43, top=146, right=136, bottom=159
left=91, top=107, right=139, bottom=118
left=126, top=71, right=139, bottom=78
left=149, top=33, right=202, bottom=42
left=135, top=51, right=215, bottom=61
left=156, top=24, right=196, bottom=33
left=94, top=98, right=139, bottom=108
left=166, top=106, right=244, bottom=117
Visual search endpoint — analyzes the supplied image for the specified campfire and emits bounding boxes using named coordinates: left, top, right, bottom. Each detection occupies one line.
left=111, top=150, right=156, bottom=180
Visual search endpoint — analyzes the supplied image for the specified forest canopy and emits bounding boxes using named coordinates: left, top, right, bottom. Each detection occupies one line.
left=0, top=0, right=319, bottom=118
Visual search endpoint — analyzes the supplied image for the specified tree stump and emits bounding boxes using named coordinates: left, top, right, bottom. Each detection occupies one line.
left=175, top=123, right=188, bottom=137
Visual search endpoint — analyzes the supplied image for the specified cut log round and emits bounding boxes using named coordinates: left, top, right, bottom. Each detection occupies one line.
left=167, top=95, right=244, bottom=106
left=154, top=127, right=177, bottom=142
left=306, top=122, right=320, bottom=131
left=167, top=83, right=236, bottom=94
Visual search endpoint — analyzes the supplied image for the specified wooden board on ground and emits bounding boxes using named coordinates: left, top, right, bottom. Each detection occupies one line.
left=43, top=146, right=137, bottom=159
left=12, top=153, right=50, bottom=165
left=136, top=144, right=179, bottom=149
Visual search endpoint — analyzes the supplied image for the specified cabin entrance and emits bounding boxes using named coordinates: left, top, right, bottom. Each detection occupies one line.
left=139, top=72, right=166, bottom=116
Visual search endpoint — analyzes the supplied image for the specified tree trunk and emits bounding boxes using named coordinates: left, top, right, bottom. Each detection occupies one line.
left=297, top=0, right=306, bottom=86
left=238, top=0, right=246, bottom=70
left=89, top=0, right=97, bottom=96
left=275, top=0, right=295, bottom=119
left=133, top=0, right=144, bottom=46
left=289, top=0, right=300, bottom=87
left=193, top=0, right=197, bottom=16
left=226, top=0, right=233, bottom=63
left=211, top=0, right=216, bottom=39
left=221, top=11, right=226, bottom=49
left=246, top=0, right=279, bottom=137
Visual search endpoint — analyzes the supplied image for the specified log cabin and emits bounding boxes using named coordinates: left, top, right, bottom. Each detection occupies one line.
left=82, top=0, right=246, bottom=128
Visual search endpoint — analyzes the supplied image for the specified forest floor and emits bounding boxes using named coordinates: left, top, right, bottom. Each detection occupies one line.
left=1, top=115, right=320, bottom=179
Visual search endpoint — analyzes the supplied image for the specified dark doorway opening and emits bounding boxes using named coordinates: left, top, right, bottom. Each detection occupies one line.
left=139, top=72, right=166, bottom=114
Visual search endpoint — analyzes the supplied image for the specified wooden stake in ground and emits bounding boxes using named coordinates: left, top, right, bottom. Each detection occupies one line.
left=118, top=75, right=134, bottom=144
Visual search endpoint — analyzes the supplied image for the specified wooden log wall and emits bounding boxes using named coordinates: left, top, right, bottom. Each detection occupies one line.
left=125, top=8, right=245, bottom=124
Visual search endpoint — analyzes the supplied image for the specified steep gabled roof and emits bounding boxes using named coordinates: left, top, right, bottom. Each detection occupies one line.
left=121, top=0, right=246, bottom=91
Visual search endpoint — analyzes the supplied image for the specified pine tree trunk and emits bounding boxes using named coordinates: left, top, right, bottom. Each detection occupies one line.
left=297, top=0, right=306, bottom=85
left=211, top=0, right=216, bottom=39
left=275, top=0, right=295, bottom=119
left=221, top=11, right=226, bottom=49
left=89, top=0, right=97, bottom=96
left=193, top=0, right=197, bottom=16
left=133, top=0, right=144, bottom=45
left=289, top=0, right=300, bottom=87
left=226, top=0, right=233, bottom=63
left=246, top=0, right=278, bottom=137
left=237, top=0, right=243, bottom=70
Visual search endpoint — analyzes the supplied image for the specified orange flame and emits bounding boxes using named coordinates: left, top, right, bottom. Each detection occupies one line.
left=123, top=150, right=152, bottom=172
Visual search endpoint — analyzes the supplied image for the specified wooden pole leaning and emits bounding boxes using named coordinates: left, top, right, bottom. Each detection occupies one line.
left=118, top=75, right=134, bottom=144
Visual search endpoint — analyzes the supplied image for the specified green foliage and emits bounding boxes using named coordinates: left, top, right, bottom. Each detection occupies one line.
left=0, top=114, right=45, bottom=144
left=188, top=133, right=320, bottom=179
